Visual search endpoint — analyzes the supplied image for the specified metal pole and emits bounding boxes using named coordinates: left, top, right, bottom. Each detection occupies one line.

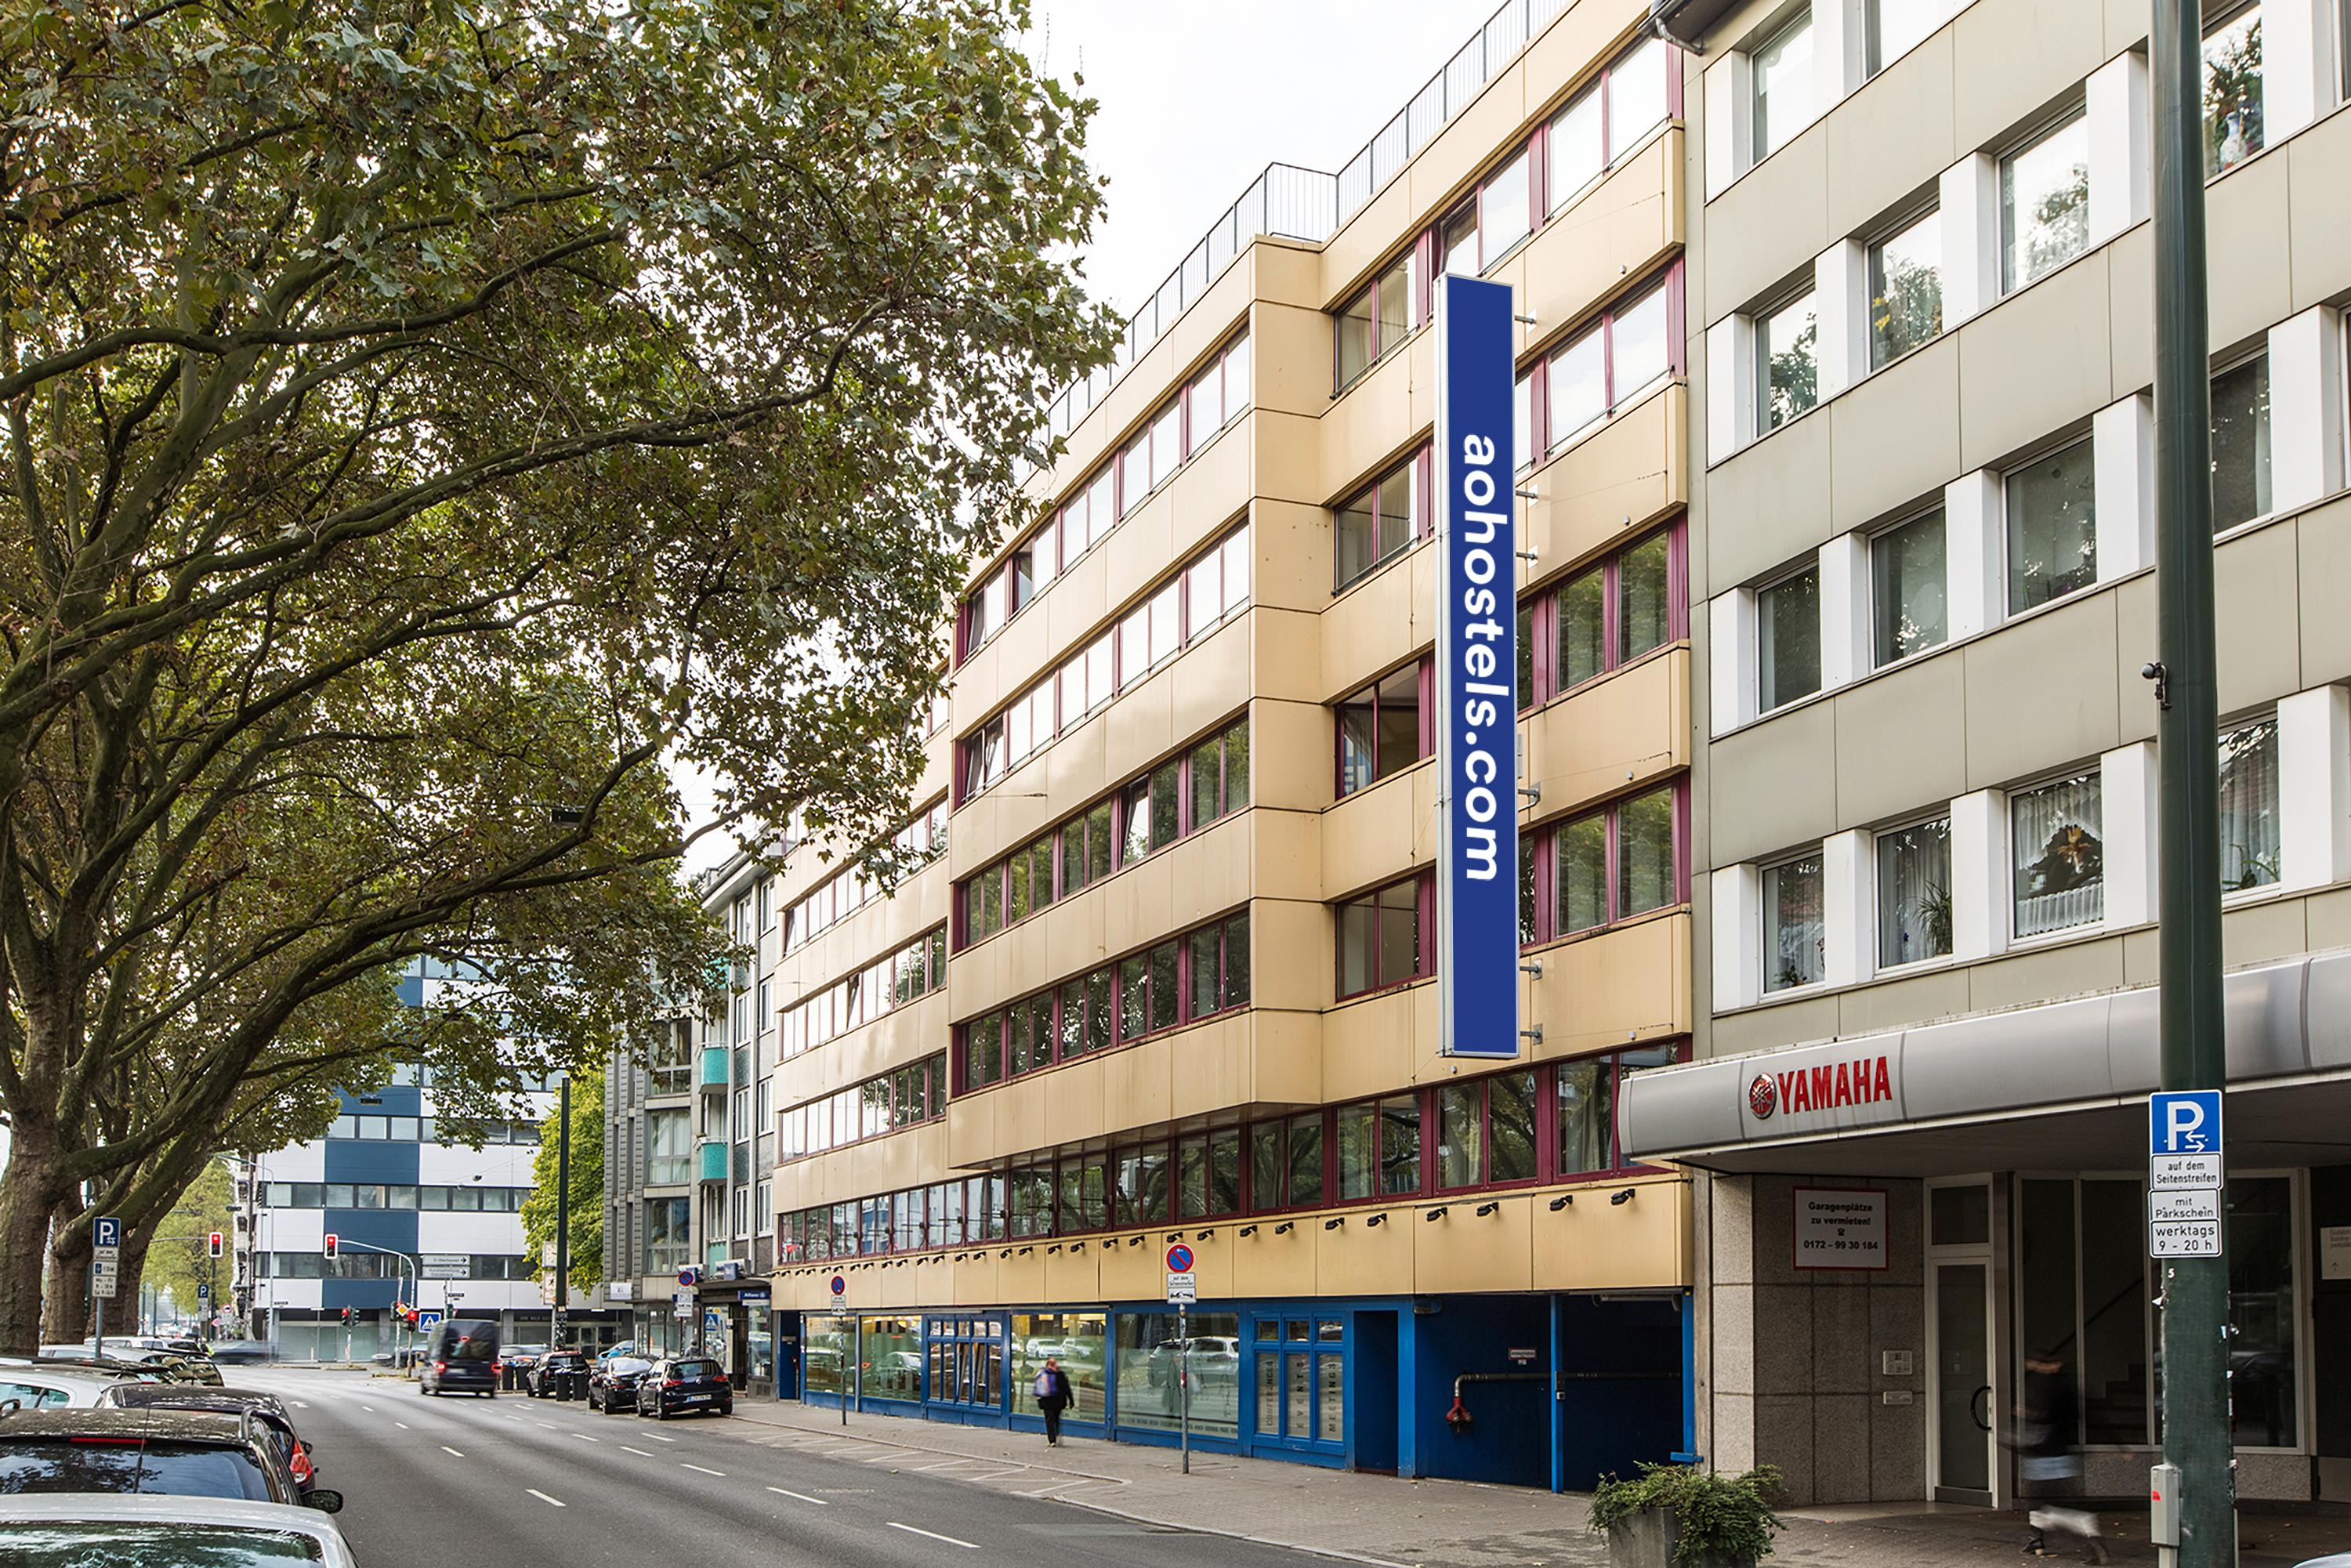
left=1179, top=1302, right=1190, bottom=1476
left=2150, top=1, right=2235, bottom=1563
left=93, top=1287, right=104, bottom=1360
left=555, top=1077, right=571, bottom=1349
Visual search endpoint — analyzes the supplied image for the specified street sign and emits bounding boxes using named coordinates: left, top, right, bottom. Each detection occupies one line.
left=2149, top=1090, right=2226, bottom=1259
left=91, top=1215, right=122, bottom=1300
left=419, top=1252, right=468, bottom=1269
left=1165, top=1271, right=1197, bottom=1305
left=829, top=1274, right=846, bottom=1300
left=421, top=1258, right=471, bottom=1280
left=197, top=1284, right=211, bottom=1302
left=672, top=1291, right=694, bottom=1320
left=416, top=1309, right=443, bottom=1328
left=1164, top=1243, right=1194, bottom=1273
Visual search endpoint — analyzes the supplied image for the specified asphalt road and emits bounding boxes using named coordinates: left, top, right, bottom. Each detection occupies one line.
left=244, top=1367, right=1312, bottom=1568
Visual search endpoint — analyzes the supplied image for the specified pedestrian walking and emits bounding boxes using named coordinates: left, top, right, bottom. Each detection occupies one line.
left=2013, top=1348, right=2108, bottom=1563
left=1033, top=1356, right=1074, bottom=1447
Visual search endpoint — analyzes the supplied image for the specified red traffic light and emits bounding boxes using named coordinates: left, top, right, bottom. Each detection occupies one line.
left=322, top=1233, right=339, bottom=1260
left=207, top=1230, right=224, bottom=1258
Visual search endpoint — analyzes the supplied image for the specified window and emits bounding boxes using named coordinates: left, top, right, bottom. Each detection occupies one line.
left=1866, top=0, right=1940, bottom=74
left=1751, top=9, right=1814, bottom=162
left=1335, top=451, right=1423, bottom=589
left=1523, top=276, right=1677, bottom=456
left=647, top=1110, right=690, bottom=1185
left=1555, top=813, right=1608, bottom=935
left=1335, top=876, right=1427, bottom=998
left=1617, top=528, right=1672, bottom=664
left=1525, top=522, right=1687, bottom=707
left=646, top=1197, right=690, bottom=1274
left=1337, top=661, right=1426, bottom=795
left=2226, top=1174, right=2298, bottom=1447
left=1608, top=37, right=1671, bottom=158
left=2005, top=438, right=2097, bottom=614
left=1549, top=37, right=1673, bottom=213
left=1877, top=816, right=1953, bottom=968
left=778, top=926, right=945, bottom=1059
left=1119, top=762, right=1181, bottom=866
left=1758, top=565, right=1821, bottom=712
left=2012, top=772, right=2103, bottom=937
left=1190, top=719, right=1251, bottom=829
left=1549, top=85, right=1605, bottom=210
left=777, top=1055, right=947, bottom=1164
left=1185, top=524, right=1253, bottom=641
left=1250, top=1113, right=1327, bottom=1211
left=1765, top=849, right=1826, bottom=991
left=1336, top=1095, right=1422, bottom=1199
left=1061, top=802, right=1114, bottom=898
left=1187, top=912, right=1252, bottom=1019
left=1871, top=510, right=1947, bottom=666
left=2001, top=111, right=2090, bottom=295
left=1868, top=208, right=1942, bottom=369
left=1437, top=1070, right=1539, bottom=1190
left=1187, top=331, right=1254, bottom=452
left=1757, top=288, right=1818, bottom=433
left=1617, top=785, right=1678, bottom=918
left=1176, top=1129, right=1244, bottom=1219
left=1556, top=564, right=1607, bottom=692
left=1337, top=253, right=1417, bottom=390
left=1534, top=783, right=1686, bottom=944
left=2203, top=4, right=2264, bottom=176
left=2219, top=717, right=2280, bottom=891
left=2210, top=353, right=2272, bottom=531
left=1478, top=148, right=1532, bottom=270
left=1556, top=1058, right=1617, bottom=1173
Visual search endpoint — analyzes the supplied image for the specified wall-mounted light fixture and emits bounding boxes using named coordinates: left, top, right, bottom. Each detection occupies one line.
left=1549, top=1195, right=1573, bottom=1211
left=1324, top=1218, right=1344, bottom=1231
left=1475, top=1202, right=1499, bottom=1218
left=1365, top=1213, right=1386, bottom=1227
left=1424, top=1208, right=1448, bottom=1222
left=1610, top=1188, right=1636, bottom=1206
left=1195, top=1229, right=1212, bottom=1241
left=1274, top=1222, right=1294, bottom=1234
left=1237, top=1226, right=1258, bottom=1237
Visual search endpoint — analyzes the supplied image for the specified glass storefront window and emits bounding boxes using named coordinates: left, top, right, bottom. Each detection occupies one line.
left=861, top=1316, right=922, bottom=1403
left=2227, top=1175, right=2297, bottom=1448
left=805, top=1316, right=852, bottom=1398
left=1011, top=1312, right=1107, bottom=1421
left=1114, top=1311, right=1240, bottom=1440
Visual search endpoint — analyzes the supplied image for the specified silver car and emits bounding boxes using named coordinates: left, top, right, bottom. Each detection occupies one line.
left=0, top=1492, right=358, bottom=1566
left=0, top=1359, right=139, bottom=1410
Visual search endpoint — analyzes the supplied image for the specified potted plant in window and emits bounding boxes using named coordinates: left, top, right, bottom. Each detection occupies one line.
left=1588, top=1462, right=1784, bottom=1568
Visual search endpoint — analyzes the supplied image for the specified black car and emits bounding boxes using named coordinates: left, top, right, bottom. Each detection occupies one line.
left=634, top=1356, right=732, bottom=1419
left=0, top=1408, right=339, bottom=1512
left=588, top=1356, right=652, bottom=1414
left=98, top=1385, right=322, bottom=1496
left=419, top=1318, right=500, bottom=1397
left=527, top=1350, right=589, bottom=1398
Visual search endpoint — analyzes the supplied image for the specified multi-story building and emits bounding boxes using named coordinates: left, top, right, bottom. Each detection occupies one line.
left=1624, top=0, right=2351, bottom=1509
left=234, top=961, right=567, bottom=1357
left=602, top=1012, right=700, bottom=1353
left=741, top=0, right=1699, bottom=1489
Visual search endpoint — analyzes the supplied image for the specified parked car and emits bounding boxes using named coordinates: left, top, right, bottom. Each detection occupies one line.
left=99, top=1385, right=323, bottom=1497
left=0, top=1360, right=139, bottom=1411
left=635, top=1356, right=733, bottom=1420
left=418, top=1318, right=500, bottom=1397
left=204, top=1340, right=277, bottom=1365
left=0, top=1494, right=357, bottom=1567
left=0, top=1408, right=335, bottom=1511
left=527, top=1349, right=589, bottom=1398
left=589, top=1355, right=653, bottom=1414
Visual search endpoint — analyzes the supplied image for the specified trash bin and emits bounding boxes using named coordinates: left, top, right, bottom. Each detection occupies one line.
left=566, top=1369, right=588, bottom=1401
left=501, top=1362, right=518, bottom=1392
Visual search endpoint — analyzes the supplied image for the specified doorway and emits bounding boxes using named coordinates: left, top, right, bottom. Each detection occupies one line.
left=1931, top=1260, right=1994, bottom=1501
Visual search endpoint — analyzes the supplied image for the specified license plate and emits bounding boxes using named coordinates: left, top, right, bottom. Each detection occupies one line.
left=684, top=1393, right=710, bottom=1403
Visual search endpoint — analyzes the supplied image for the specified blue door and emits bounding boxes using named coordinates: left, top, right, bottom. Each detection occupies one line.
left=924, top=1314, right=1006, bottom=1424
left=1247, top=1312, right=1347, bottom=1460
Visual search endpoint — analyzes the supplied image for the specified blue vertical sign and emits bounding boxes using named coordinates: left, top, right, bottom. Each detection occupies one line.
left=1434, top=273, right=1520, bottom=1059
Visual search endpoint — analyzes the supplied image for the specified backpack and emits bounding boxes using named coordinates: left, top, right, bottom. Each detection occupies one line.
left=1033, top=1370, right=1055, bottom=1400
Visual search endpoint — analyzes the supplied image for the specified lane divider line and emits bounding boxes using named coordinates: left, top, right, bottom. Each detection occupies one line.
left=526, top=1489, right=567, bottom=1508
left=767, top=1487, right=829, bottom=1505
left=681, top=1463, right=727, bottom=1476
left=572, top=1432, right=600, bottom=1443
left=441, top=1447, right=465, bottom=1458
left=620, top=1446, right=656, bottom=1457
left=393, top=1421, right=411, bottom=1430
left=646, top=1433, right=677, bottom=1443
left=888, top=1523, right=979, bottom=1549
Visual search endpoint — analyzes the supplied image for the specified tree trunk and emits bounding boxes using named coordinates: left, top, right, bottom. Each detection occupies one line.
left=0, top=1130, right=64, bottom=1354
left=44, top=1193, right=92, bottom=1346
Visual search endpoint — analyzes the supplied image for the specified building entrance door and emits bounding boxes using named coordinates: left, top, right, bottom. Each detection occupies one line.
left=1931, top=1260, right=1994, bottom=1503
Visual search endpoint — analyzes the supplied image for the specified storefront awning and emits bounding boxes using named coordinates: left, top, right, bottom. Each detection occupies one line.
left=1620, top=953, right=2351, bottom=1175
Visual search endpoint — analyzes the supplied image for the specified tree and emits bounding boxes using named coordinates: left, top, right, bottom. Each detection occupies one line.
left=136, top=1158, right=233, bottom=1331
left=0, top=0, right=1114, bottom=1350
left=520, top=1066, right=605, bottom=1300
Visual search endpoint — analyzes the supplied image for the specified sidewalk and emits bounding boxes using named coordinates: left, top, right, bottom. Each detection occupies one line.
left=726, top=1399, right=2351, bottom=1568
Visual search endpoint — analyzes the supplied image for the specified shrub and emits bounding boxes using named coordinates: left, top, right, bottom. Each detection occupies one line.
left=1588, top=1462, right=1786, bottom=1567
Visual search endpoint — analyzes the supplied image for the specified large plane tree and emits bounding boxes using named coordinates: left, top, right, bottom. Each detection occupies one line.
left=0, top=0, right=1111, bottom=1349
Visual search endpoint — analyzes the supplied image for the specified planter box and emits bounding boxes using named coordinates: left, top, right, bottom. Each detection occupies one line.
left=1606, top=1508, right=1759, bottom=1568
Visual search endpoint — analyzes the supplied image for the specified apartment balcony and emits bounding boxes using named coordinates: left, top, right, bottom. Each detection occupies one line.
left=697, top=1047, right=729, bottom=1094
left=696, top=1139, right=729, bottom=1183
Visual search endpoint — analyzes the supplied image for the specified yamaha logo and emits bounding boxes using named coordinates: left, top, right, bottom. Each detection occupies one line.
left=1748, top=1074, right=1778, bottom=1120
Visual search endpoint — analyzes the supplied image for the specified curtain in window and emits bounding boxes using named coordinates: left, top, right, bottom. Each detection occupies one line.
left=2012, top=773, right=2103, bottom=936
left=1556, top=1059, right=1612, bottom=1174
left=2218, top=719, right=2280, bottom=890
left=1764, top=853, right=1825, bottom=990
left=1876, top=817, right=1952, bottom=968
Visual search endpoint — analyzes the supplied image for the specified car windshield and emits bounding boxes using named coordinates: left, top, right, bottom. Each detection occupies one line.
left=671, top=1360, right=719, bottom=1379
left=0, top=1521, right=324, bottom=1563
left=0, top=1440, right=274, bottom=1501
left=444, top=1334, right=496, bottom=1362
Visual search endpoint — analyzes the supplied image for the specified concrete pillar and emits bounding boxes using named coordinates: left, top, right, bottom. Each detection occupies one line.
left=2086, top=49, right=2150, bottom=248
left=1936, top=154, right=1999, bottom=328
left=1814, top=239, right=1869, bottom=403
left=1949, top=788, right=2009, bottom=961
left=1943, top=469, right=2002, bottom=640
left=2101, top=741, right=2161, bottom=929
left=1823, top=827, right=1875, bottom=987
left=2267, top=306, right=2346, bottom=514
left=2279, top=684, right=2351, bottom=893
left=1710, top=588, right=1759, bottom=736
left=1817, top=532, right=1871, bottom=690
left=1712, top=863, right=1763, bottom=1011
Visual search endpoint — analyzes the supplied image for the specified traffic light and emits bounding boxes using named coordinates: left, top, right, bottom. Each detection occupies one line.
left=340, top=1306, right=353, bottom=1327
left=322, top=1233, right=339, bottom=1260
left=207, top=1230, right=224, bottom=1258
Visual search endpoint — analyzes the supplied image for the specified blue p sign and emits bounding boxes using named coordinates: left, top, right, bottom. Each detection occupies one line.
left=2150, top=1090, right=2223, bottom=1155
left=93, top=1217, right=121, bottom=1249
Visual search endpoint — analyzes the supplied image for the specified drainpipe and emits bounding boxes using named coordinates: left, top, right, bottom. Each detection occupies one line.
left=1444, top=1370, right=1550, bottom=1432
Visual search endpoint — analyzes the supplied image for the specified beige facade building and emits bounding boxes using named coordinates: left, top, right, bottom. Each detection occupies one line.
left=653, top=0, right=1704, bottom=1489
left=1630, top=0, right=2351, bottom=1510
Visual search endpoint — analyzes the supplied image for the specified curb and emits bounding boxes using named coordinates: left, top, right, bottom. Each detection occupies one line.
left=1052, top=1494, right=1418, bottom=1568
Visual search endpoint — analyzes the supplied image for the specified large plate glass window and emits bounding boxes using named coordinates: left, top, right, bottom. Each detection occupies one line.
left=1877, top=815, right=1953, bottom=968
left=1757, top=288, right=1819, bottom=433
left=2011, top=772, right=2103, bottom=937
left=2218, top=716, right=2280, bottom=892
left=2005, top=438, right=2097, bottom=614
left=1871, top=510, right=1947, bottom=666
left=1758, top=564, right=1821, bottom=712
left=1764, top=848, right=1826, bottom=991
left=1751, top=9, right=1814, bottom=163
left=2202, top=4, right=2265, bottom=176
left=1868, top=208, right=1942, bottom=369
left=2209, top=352, right=2272, bottom=531
left=2000, top=111, right=2090, bottom=294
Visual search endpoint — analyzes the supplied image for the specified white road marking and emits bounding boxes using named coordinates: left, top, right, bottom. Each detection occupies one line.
left=526, top=1489, right=567, bottom=1508
left=680, top=1462, right=726, bottom=1476
left=441, top=1447, right=465, bottom=1458
left=914, top=1459, right=973, bottom=1472
left=572, top=1432, right=599, bottom=1443
left=646, top=1432, right=677, bottom=1443
left=888, top=1523, right=979, bottom=1550
left=767, top=1486, right=830, bottom=1505
left=955, top=1468, right=1024, bottom=1483
left=393, top=1421, right=411, bottom=1429
left=1016, top=1481, right=1088, bottom=1496
left=620, top=1446, right=657, bottom=1457
left=291, top=1401, right=310, bottom=1409
left=534, top=1421, right=557, bottom=1429
left=360, top=1404, right=376, bottom=1412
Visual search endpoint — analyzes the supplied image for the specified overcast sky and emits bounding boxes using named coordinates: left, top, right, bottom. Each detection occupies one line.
left=677, top=0, right=1497, bottom=875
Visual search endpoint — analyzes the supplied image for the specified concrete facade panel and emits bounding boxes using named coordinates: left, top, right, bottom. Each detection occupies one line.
left=1703, top=132, right=1829, bottom=326
left=1960, top=590, right=2120, bottom=791
left=1704, top=407, right=1835, bottom=594
left=1706, top=697, right=1840, bottom=865
left=1829, top=336, right=1962, bottom=532
left=1831, top=645, right=1969, bottom=828
left=1947, top=0, right=2106, bottom=161
left=1954, top=256, right=2112, bottom=473
left=1824, top=32, right=1957, bottom=242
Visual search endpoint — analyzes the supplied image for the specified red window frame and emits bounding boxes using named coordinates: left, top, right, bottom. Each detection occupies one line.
left=1519, top=517, right=1689, bottom=710
left=1334, top=445, right=1432, bottom=592
left=775, top=1052, right=948, bottom=1166
left=1335, top=657, right=1434, bottom=797
left=1333, top=872, right=1434, bottom=1001
left=1517, top=777, right=1692, bottom=948
left=1516, top=262, right=1686, bottom=463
